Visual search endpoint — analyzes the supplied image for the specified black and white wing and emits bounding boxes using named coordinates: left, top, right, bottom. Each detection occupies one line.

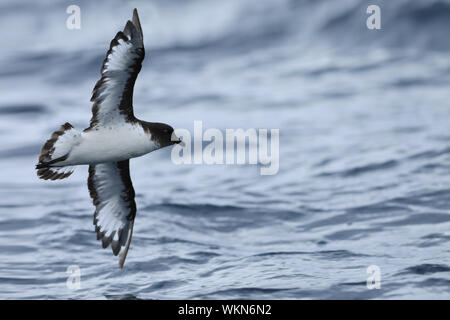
left=88, top=161, right=136, bottom=268
left=88, top=8, right=145, bottom=128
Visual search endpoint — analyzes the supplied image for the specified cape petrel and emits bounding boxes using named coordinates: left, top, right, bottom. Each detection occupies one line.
left=36, top=9, right=183, bottom=268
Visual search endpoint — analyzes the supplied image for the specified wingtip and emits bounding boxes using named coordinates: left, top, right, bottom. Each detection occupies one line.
left=132, top=8, right=143, bottom=36
left=118, top=221, right=134, bottom=269
left=118, top=251, right=127, bottom=269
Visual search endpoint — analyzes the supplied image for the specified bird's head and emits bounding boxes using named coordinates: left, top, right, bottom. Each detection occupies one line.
left=149, top=122, right=184, bottom=148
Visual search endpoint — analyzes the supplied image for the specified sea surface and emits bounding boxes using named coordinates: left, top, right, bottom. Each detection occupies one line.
left=0, top=0, right=450, bottom=299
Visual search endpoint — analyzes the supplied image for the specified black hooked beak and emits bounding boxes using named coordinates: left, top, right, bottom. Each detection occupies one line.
left=171, top=132, right=185, bottom=147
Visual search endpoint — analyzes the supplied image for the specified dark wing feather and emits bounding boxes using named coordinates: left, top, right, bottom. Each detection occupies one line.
left=88, top=9, right=145, bottom=128
left=88, top=160, right=136, bottom=268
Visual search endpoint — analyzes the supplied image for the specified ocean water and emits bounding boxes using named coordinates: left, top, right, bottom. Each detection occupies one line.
left=1, top=0, right=450, bottom=299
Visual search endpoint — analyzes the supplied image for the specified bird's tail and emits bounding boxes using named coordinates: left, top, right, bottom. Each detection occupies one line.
left=36, top=122, right=80, bottom=180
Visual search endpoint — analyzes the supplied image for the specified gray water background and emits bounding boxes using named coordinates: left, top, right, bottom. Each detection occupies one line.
left=0, top=0, right=450, bottom=299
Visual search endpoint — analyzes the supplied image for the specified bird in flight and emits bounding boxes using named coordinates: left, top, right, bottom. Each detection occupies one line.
left=36, top=9, right=183, bottom=268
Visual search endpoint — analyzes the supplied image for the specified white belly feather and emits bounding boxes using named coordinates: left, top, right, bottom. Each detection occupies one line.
left=65, top=123, right=157, bottom=165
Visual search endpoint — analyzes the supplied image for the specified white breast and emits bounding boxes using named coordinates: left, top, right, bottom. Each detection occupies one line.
left=66, top=123, right=158, bottom=165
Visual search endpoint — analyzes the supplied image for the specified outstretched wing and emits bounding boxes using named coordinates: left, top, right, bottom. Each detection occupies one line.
left=88, top=161, right=136, bottom=268
left=88, top=8, right=145, bottom=128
